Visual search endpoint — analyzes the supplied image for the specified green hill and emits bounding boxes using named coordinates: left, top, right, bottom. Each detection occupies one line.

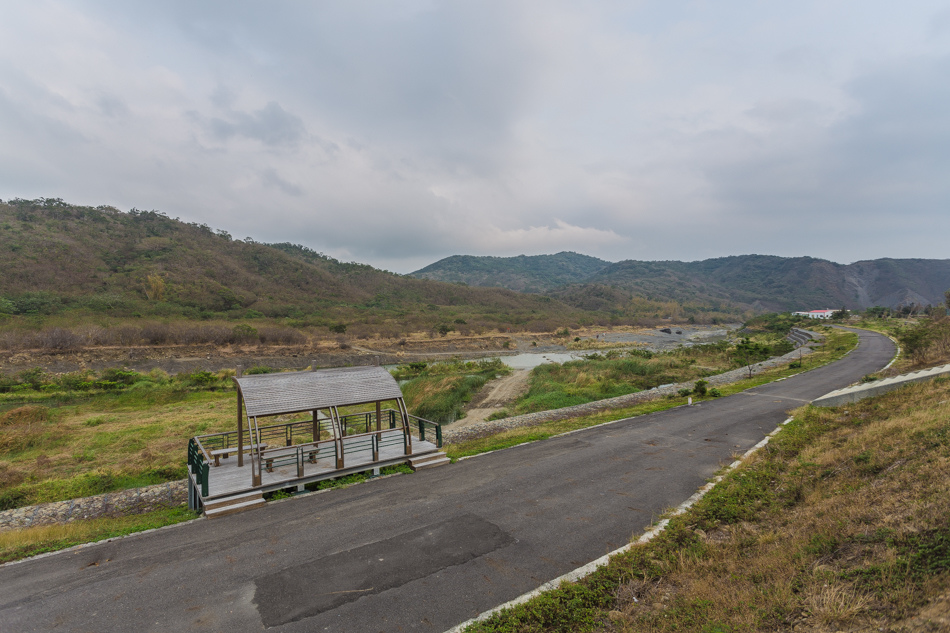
left=0, top=198, right=586, bottom=333
left=410, top=252, right=611, bottom=293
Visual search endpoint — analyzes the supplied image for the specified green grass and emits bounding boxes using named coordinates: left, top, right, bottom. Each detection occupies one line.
left=0, top=389, right=236, bottom=510
left=400, top=358, right=510, bottom=423
left=0, top=506, right=199, bottom=563
left=0, top=467, right=186, bottom=511
left=511, top=336, right=795, bottom=416
left=446, top=328, right=857, bottom=461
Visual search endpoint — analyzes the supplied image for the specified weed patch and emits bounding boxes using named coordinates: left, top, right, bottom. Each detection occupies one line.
left=0, top=506, right=198, bottom=563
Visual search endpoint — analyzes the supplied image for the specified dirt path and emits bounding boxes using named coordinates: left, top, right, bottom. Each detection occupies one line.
left=454, top=369, right=532, bottom=427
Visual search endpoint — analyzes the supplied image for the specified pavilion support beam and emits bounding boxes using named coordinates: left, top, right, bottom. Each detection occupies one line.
left=330, top=406, right=345, bottom=469
left=375, top=401, right=382, bottom=432
left=397, top=398, right=412, bottom=455
left=237, top=390, right=244, bottom=467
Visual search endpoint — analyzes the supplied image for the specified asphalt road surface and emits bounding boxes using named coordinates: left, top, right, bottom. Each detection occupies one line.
left=0, top=328, right=895, bottom=633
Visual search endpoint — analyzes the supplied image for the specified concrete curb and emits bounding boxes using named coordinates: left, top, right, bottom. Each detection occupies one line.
left=813, top=362, right=950, bottom=407
left=443, top=416, right=796, bottom=633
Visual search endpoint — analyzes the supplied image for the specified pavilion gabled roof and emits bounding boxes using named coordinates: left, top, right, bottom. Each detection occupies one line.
left=235, top=366, right=403, bottom=418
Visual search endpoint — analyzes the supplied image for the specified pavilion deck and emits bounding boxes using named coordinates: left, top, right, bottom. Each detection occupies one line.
left=201, top=428, right=440, bottom=500
left=188, top=407, right=444, bottom=510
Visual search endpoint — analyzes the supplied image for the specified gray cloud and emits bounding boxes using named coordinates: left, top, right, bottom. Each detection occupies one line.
left=198, top=101, right=307, bottom=147
left=2, top=2, right=949, bottom=271
left=260, top=169, right=303, bottom=197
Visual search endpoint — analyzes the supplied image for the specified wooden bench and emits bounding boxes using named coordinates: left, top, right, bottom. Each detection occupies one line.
left=263, top=444, right=334, bottom=472
left=210, top=443, right=267, bottom=467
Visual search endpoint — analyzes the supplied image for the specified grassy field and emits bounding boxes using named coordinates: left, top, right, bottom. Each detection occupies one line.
left=463, top=371, right=950, bottom=632
left=511, top=340, right=753, bottom=415
left=0, top=506, right=199, bottom=564
left=446, top=327, right=855, bottom=461
left=397, top=358, right=510, bottom=423
left=0, top=357, right=513, bottom=511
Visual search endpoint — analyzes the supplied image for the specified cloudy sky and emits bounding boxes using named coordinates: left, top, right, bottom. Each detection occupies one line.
left=1, top=2, right=948, bottom=273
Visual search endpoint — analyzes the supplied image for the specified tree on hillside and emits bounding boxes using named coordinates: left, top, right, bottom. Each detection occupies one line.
left=733, top=338, right=772, bottom=378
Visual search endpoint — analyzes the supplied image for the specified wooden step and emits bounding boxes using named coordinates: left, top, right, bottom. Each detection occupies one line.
left=408, top=452, right=450, bottom=471
left=203, top=491, right=266, bottom=519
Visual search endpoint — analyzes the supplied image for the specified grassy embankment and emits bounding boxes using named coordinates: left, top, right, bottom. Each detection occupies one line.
left=396, top=359, right=511, bottom=424
left=445, top=326, right=854, bottom=460
left=854, top=315, right=950, bottom=372
left=0, top=506, right=197, bottom=564
left=464, top=375, right=950, bottom=632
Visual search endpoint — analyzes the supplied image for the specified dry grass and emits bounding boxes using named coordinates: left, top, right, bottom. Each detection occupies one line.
left=0, top=384, right=389, bottom=508
left=604, top=382, right=950, bottom=632
left=468, top=376, right=950, bottom=632
left=0, top=506, right=197, bottom=563
left=0, top=390, right=236, bottom=507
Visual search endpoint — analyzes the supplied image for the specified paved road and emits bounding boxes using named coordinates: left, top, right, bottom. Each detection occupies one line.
left=0, top=328, right=895, bottom=633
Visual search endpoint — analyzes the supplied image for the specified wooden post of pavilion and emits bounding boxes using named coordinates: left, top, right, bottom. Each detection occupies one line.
left=234, top=365, right=244, bottom=468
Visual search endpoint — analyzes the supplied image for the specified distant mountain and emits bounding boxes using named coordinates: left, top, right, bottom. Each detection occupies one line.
left=414, top=252, right=950, bottom=311
left=583, top=255, right=950, bottom=311
left=410, top=252, right=611, bottom=293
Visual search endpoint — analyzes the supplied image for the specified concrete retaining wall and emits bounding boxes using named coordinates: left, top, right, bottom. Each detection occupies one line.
left=813, top=363, right=950, bottom=407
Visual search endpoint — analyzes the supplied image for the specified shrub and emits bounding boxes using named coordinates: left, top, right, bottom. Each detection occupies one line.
left=113, top=325, right=142, bottom=345
left=140, top=322, right=174, bottom=345
left=709, top=387, right=722, bottom=397
left=17, top=367, right=48, bottom=391
left=231, top=323, right=259, bottom=343
left=245, top=365, right=275, bottom=375
left=177, top=370, right=219, bottom=387
left=57, top=371, right=95, bottom=391
left=257, top=327, right=306, bottom=345
left=37, top=328, right=81, bottom=351
left=693, top=379, right=709, bottom=396
left=98, top=368, right=141, bottom=386
left=770, top=339, right=795, bottom=356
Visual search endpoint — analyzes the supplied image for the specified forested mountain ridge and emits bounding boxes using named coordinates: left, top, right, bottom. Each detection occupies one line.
left=410, top=252, right=611, bottom=292
left=417, top=252, right=950, bottom=311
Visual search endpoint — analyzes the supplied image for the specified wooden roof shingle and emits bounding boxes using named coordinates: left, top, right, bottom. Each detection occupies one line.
left=235, top=366, right=403, bottom=418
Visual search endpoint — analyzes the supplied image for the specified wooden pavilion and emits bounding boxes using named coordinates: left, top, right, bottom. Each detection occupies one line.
left=187, top=366, right=446, bottom=518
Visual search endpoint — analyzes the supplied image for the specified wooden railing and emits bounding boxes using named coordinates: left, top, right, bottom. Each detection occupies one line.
left=188, top=409, right=441, bottom=490
left=408, top=414, right=443, bottom=448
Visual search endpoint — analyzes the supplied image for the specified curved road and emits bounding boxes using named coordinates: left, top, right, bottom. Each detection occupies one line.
left=0, top=328, right=895, bottom=633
